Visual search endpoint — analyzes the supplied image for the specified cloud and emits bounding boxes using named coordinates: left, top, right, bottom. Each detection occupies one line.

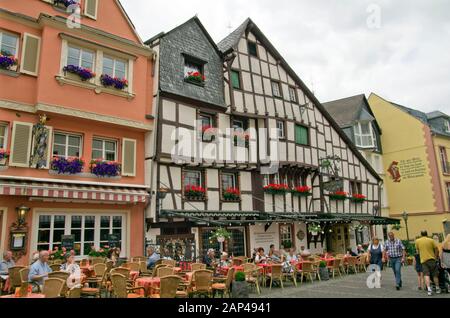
left=121, top=0, right=449, bottom=114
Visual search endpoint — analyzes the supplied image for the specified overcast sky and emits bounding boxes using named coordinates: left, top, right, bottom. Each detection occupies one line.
left=122, top=0, right=449, bottom=114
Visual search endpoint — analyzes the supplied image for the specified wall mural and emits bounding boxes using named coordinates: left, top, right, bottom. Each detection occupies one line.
left=387, top=158, right=427, bottom=183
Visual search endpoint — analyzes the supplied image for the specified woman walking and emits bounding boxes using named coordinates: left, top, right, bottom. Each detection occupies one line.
left=441, top=235, right=450, bottom=273
left=368, top=237, right=384, bottom=271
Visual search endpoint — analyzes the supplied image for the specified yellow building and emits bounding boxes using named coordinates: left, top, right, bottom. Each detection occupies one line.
left=368, top=93, right=450, bottom=240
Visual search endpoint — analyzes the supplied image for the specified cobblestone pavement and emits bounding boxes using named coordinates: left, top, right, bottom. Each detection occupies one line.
left=251, top=266, right=450, bottom=298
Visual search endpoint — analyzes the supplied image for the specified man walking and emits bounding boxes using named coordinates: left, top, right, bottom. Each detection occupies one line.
left=415, top=230, right=441, bottom=296
left=384, top=232, right=406, bottom=290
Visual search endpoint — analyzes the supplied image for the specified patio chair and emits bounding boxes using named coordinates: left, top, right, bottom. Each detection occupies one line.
left=67, top=287, right=81, bottom=298
left=8, top=266, right=25, bottom=293
left=162, top=259, right=177, bottom=267
left=139, top=261, right=152, bottom=276
left=284, top=263, right=298, bottom=287
left=157, top=266, right=174, bottom=277
left=128, top=262, right=140, bottom=272
left=346, top=257, right=358, bottom=274
left=244, top=264, right=261, bottom=294
left=191, top=263, right=206, bottom=271
left=150, top=275, right=185, bottom=298
left=357, top=254, right=367, bottom=272
left=48, top=271, right=70, bottom=295
left=131, top=256, right=147, bottom=263
left=110, top=273, right=145, bottom=298
left=267, top=264, right=284, bottom=289
left=152, top=264, right=168, bottom=277
left=19, top=267, right=29, bottom=284
left=50, top=264, right=61, bottom=272
left=232, top=257, right=245, bottom=266
left=79, top=259, right=89, bottom=268
left=212, top=267, right=235, bottom=298
left=43, top=278, right=65, bottom=298
left=300, top=262, right=317, bottom=284
left=327, top=258, right=342, bottom=278
left=91, top=257, right=106, bottom=265
left=192, top=270, right=213, bottom=298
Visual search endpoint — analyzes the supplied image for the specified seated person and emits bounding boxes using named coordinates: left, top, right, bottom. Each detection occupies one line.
left=60, top=253, right=81, bottom=275
left=254, top=248, right=267, bottom=264
left=323, top=250, right=334, bottom=259
left=28, top=251, right=52, bottom=292
left=345, top=248, right=358, bottom=257
left=286, top=248, right=298, bottom=263
left=146, top=246, right=160, bottom=269
left=0, top=251, right=15, bottom=276
left=203, top=249, right=216, bottom=268
left=162, top=248, right=173, bottom=260
left=356, top=245, right=366, bottom=255
left=268, top=244, right=282, bottom=263
left=300, top=249, right=312, bottom=261
left=219, top=252, right=230, bottom=267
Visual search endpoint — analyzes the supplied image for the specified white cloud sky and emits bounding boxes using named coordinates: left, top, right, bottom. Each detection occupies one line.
left=121, top=0, right=449, bottom=114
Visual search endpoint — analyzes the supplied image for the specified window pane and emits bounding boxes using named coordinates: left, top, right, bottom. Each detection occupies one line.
left=221, top=174, right=234, bottom=190
left=92, top=150, right=102, bottom=160
left=84, top=229, right=94, bottom=242
left=54, top=134, right=66, bottom=145
left=100, top=229, right=110, bottom=241
left=38, top=230, right=50, bottom=244
left=103, top=57, right=114, bottom=75
left=100, top=216, right=110, bottom=228
left=105, top=141, right=115, bottom=151
left=0, top=125, right=6, bottom=148
left=71, top=216, right=82, bottom=228
left=1, top=33, right=18, bottom=56
left=68, top=146, right=79, bottom=157
left=54, top=215, right=65, bottom=228
left=81, top=50, right=94, bottom=69
left=71, top=229, right=81, bottom=242
left=248, top=41, right=257, bottom=57
left=92, top=139, right=102, bottom=150
left=53, top=230, right=64, bottom=243
left=231, top=71, right=241, bottom=89
left=68, top=136, right=80, bottom=147
left=39, top=215, right=51, bottom=228
left=115, top=69, right=126, bottom=79
left=68, top=47, right=80, bottom=65
left=112, top=228, right=121, bottom=239
left=295, top=125, right=309, bottom=145
left=84, top=216, right=95, bottom=228
left=105, top=151, right=115, bottom=161
left=199, top=115, right=212, bottom=127
left=53, top=145, right=65, bottom=157
left=113, top=216, right=122, bottom=228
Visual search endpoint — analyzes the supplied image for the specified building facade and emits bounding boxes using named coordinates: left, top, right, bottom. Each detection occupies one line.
left=0, top=0, right=155, bottom=262
left=145, top=18, right=397, bottom=261
left=368, top=93, right=450, bottom=240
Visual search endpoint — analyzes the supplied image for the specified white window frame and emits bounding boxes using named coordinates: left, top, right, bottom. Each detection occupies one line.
left=271, top=81, right=282, bottom=98
left=221, top=172, right=237, bottom=191
left=276, top=120, right=285, bottom=139
left=263, top=175, right=270, bottom=187
left=66, top=45, right=95, bottom=71
left=184, top=170, right=203, bottom=187
left=0, top=30, right=19, bottom=58
left=354, top=121, right=376, bottom=148
left=444, top=120, right=450, bottom=133
left=92, top=137, right=117, bottom=161
left=102, top=55, right=128, bottom=80
left=33, top=211, right=127, bottom=258
left=0, top=123, right=8, bottom=150
left=288, top=86, right=297, bottom=103
left=53, top=131, right=82, bottom=158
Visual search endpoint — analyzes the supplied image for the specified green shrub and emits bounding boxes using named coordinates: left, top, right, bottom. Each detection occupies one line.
left=402, top=240, right=416, bottom=256
left=235, top=271, right=246, bottom=282
left=319, top=261, right=327, bottom=268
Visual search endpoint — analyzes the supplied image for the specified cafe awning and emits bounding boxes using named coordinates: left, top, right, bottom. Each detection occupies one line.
left=0, top=179, right=149, bottom=203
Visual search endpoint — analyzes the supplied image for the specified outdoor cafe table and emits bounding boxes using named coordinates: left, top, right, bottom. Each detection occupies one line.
left=135, top=277, right=160, bottom=296
left=218, top=265, right=244, bottom=276
left=1, top=293, right=45, bottom=298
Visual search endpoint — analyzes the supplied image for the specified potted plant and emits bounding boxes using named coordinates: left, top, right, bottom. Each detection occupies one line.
left=100, top=74, right=128, bottom=90
left=318, top=261, right=329, bottom=281
left=63, top=65, right=96, bottom=81
left=223, top=187, right=240, bottom=201
left=231, top=271, right=249, bottom=298
left=263, top=184, right=289, bottom=195
left=184, top=185, right=206, bottom=200
left=402, top=240, right=416, bottom=266
left=50, top=156, right=84, bottom=175
left=291, top=186, right=311, bottom=196
left=0, top=149, right=10, bottom=165
left=0, top=52, right=18, bottom=71
left=350, top=194, right=366, bottom=203
left=391, top=224, right=402, bottom=231
left=209, top=228, right=231, bottom=243
left=329, top=191, right=348, bottom=201
left=308, top=224, right=323, bottom=236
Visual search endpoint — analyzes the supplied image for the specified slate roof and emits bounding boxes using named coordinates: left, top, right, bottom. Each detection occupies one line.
left=427, top=111, right=448, bottom=120
left=217, top=18, right=250, bottom=53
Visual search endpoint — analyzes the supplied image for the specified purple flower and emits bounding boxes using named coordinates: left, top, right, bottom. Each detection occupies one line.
left=90, top=159, right=121, bottom=177
left=51, top=157, right=84, bottom=174
left=100, top=74, right=128, bottom=90
left=0, top=53, right=18, bottom=70
left=63, top=65, right=96, bottom=81
left=54, top=0, right=79, bottom=7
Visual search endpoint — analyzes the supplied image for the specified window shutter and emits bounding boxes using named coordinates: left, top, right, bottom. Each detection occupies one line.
left=84, top=0, right=98, bottom=19
left=122, top=138, right=136, bottom=177
left=295, top=125, right=309, bottom=145
left=9, top=122, right=33, bottom=167
left=231, top=71, right=240, bottom=89
left=20, top=33, right=41, bottom=76
left=30, top=126, right=53, bottom=169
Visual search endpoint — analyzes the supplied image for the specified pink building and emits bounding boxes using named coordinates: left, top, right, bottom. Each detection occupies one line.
left=0, top=0, right=155, bottom=262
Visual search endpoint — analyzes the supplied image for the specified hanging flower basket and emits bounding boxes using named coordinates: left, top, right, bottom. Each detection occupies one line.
left=329, top=191, right=348, bottom=201
left=209, top=228, right=231, bottom=243
left=308, top=224, right=323, bottom=236
left=63, top=65, right=96, bottom=81
left=223, top=187, right=240, bottom=201
left=185, top=185, right=206, bottom=200
left=0, top=53, right=18, bottom=71
left=391, top=224, right=402, bottom=231
left=350, top=194, right=366, bottom=203
left=89, top=159, right=121, bottom=177
left=50, top=157, right=84, bottom=175
left=291, top=186, right=311, bottom=196
left=185, top=71, right=205, bottom=85
left=53, top=0, right=80, bottom=8
left=263, top=184, right=289, bottom=195
left=100, top=74, right=128, bottom=90
left=0, top=149, right=10, bottom=165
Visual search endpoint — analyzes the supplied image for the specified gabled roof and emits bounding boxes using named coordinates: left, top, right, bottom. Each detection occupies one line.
left=427, top=111, right=448, bottom=120
left=145, top=16, right=222, bottom=56
left=218, top=20, right=382, bottom=181
left=323, top=94, right=381, bottom=133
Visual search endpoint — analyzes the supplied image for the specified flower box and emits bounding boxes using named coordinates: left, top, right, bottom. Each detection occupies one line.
left=185, top=185, right=206, bottom=200
left=63, top=65, right=96, bottom=81
left=100, top=74, right=128, bottom=90
left=350, top=194, right=366, bottom=203
left=53, top=0, right=80, bottom=8
left=0, top=149, right=10, bottom=165
left=90, top=159, right=121, bottom=177
left=223, top=188, right=240, bottom=201
left=50, top=157, right=84, bottom=175
left=263, top=184, right=289, bottom=195
left=201, top=125, right=217, bottom=142
left=291, top=186, right=311, bottom=196
left=329, top=191, right=348, bottom=201
left=0, top=53, right=18, bottom=71
left=184, top=71, right=205, bottom=86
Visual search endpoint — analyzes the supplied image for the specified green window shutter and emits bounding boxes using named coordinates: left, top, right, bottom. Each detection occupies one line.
left=295, top=125, right=309, bottom=145
left=231, top=71, right=241, bottom=89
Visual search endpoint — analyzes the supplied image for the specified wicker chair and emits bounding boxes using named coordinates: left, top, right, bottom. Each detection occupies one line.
left=131, top=256, right=146, bottom=263
left=299, top=262, right=317, bottom=284
left=157, top=266, right=174, bottom=277
left=139, top=261, right=152, bottom=276
left=243, top=264, right=261, bottom=294
left=150, top=275, right=184, bottom=298
left=48, top=271, right=70, bottom=295
left=110, top=273, right=145, bottom=298
left=192, top=270, right=213, bottom=298
left=357, top=254, right=367, bottom=272
left=110, top=267, right=130, bottom=277
left=212, top=267, right=235, bottom=298
left=327, top=258, right=342, bottom=278
left=162, top=259, right=176, bottom=267
left=67, top=287, right=81, bottom=298
left=284, top=263, right=298, bottom=287
left=232, top=257, right=245, bottom=266
left=91, top=257, right=105, bottom=265
left=43, top=278, right=65, bottom=298
left=128, top=262, right=140, bottom=272
left=79, top=259, right=89, bottom=268
left=19, top=267, right=29, bottom=284
left=267, top=264, right=284, bottom=289
left=191, top=263, right=206, bottom=271
left=8, top=266, right=25, bottom=292
left=346, top=257, right=358, bottom=274
left=50, top=264, right=61, bottom=272
left=81, top=263, right=107, bottom=298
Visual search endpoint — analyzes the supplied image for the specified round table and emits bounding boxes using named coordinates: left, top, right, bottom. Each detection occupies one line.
left=218, top=265, right=244, bottom=276
left=135, top=277, right=160, bottom=296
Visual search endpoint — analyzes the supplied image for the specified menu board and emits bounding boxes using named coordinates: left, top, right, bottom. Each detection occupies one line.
left=61, top=235, right=75, bottom=250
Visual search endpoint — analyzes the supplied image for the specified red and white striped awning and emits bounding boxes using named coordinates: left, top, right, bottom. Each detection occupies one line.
left=0, top=180, right=149, bottom=203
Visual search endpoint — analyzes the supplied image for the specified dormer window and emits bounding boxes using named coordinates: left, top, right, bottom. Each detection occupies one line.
left=247, top=41, right=258, bottom=57
left=183, top=55, right=205, bottom=86
left=444, top=120, right=450, bottom=133
left=354, top=122, right=376, bottom=148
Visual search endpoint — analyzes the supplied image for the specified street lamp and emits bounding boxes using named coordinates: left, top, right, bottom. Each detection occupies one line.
left=402, top=211, right=410, bottom=242
left=16, top=205, right=30, bottom=226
